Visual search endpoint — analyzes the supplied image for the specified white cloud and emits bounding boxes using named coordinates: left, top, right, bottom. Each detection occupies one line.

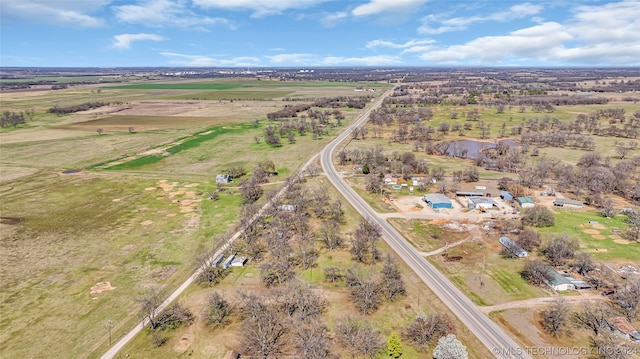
left=113, top=33, right=165, bottom=49
left=113, top=0, right=234, bottom=29
left=366, top=39, right=435, bottom=49
left=320, top=55, right=401, bottom=66
left=266, top=53, right=316, bottom=64
left=1, top=0, right=108, bottom=27
left=321, top=11, right=348, bottom=27
left=160, top=52, right=261, bottom=66
left=418, top=2, right=543, bottom=34
left=192, top=0, right=327, bottom=17
left=414, top=1, right=640, bottom=65
left=418, top=22, right=572, bottom=63
left=351, top=0, right=428, bottom=17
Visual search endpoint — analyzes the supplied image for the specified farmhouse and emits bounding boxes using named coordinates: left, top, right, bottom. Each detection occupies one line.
left=423, top=193, right=453, bottom=209
left=499, top=236, right=528, bottom=258
left=468, top=196, right=498, bottom=209
left=548, top=269, right=576, bottom=291
left=553, top=198, right=584, bottom=208
left=500, top=191, right=514, bottom=201
left=517, top=196, right=535, bottom=208
left=384, top=174, right=398, bottom=185
left=607, top=316, right=640, bottom=342
left=216, top=174, right=231, bottom=184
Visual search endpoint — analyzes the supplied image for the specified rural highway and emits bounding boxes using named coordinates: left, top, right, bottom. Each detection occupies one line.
left=320, top=90, right=533, bottom=359
left=102, top=88, right=529, bottom=359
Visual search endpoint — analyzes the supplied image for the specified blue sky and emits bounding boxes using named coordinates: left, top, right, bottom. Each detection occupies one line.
left=1, top=0, right=639, bottom=67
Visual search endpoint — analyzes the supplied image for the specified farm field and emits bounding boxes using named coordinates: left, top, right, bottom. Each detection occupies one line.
left=0, top=77, right=393, bottom=358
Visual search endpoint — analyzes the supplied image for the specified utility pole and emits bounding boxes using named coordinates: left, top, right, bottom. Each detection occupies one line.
left=105, top=319, right=114, bottom=346
left=480, top=255, right=486, bottom=287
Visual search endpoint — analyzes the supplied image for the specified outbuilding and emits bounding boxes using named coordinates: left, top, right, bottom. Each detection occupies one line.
left=548, top=269, right=576, bottom=291
left=553, top=198, right=584, bottom=208
left=500, top=191, right=514, bottom=201
left=456, top=191, right=483, bottom=197
left=211, top=254, right=225, bottom=268
left=499, top=236, right=528, bottom=258
left=517, top=197, right=535, bottom=208
left=468, top=196, right=498, bottom=209
left=607, top=316, right=640, bottom=342
left=423, top=193, right=453, bottom=209
left=216, top=174, right=232, bottom=183
left=231, top=256, right=247, bottom=267
left=221, top=254, right=235, bottom=269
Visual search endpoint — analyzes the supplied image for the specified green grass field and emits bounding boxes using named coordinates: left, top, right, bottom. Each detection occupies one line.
left=537, top=209, right=640, bottom=262
left=108, top=83, right=245, bottom=90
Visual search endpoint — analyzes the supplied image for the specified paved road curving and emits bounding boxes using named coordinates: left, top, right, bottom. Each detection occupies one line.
left=320, top=89, right=532, bottom=359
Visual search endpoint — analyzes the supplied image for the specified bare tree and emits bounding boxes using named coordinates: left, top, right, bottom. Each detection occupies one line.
left=612, top=278, right=640, bottom=320
left=433, top=334, right=468, bottom=359
left=521, top=206, right=555, bottom=227
left=516, top=227, right=541, bottom=251
left=572, top=301, right=611, bottom=336
left=542, top=233, right=579, bottom=266
left=521, top=259, right=554, bottom=286
left=241, top=309, right=288, bottom=357
left=345, top=268, right=383, bottom=315
left=324, top=266, right=343, bottom=283
left=276, top=281, right=327, bottom=322
left=319, top=219, right=344, bottom=249
left=335, top=316, right=383, bottom=358
left=572, top=251, right=595, bottom=276
left=137, top=287, right=164, bottom=329
left=624, top=208, right=640, bottom=241
left=380, top=253, right=406, bottom=301
left=291, top=319, right=335, bottom=359
left=402, top=313, right=455, bottom=350
left=154, top=303, right=194, bottom=331
left=589, top=332, right=632, bottom=359
left=239, top=177, right=263, bottom=204
left=205, top=292, right=233, bottom=328
left=541, top=297, right=569, bottom=337
left=96, top=128, right=104, bottom=135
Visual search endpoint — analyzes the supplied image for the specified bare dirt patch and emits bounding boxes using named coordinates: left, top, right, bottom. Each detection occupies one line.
left=592, top=235, right=606, bottom=240
left=90, top=282, right=116, bottom=296
left=583, top=229, right=600, bottom=235
left=614, top=239, right=631, bottom=244
left=140, top=220, right=154, bottom=226
left=151, top=265, right=176, bottom=281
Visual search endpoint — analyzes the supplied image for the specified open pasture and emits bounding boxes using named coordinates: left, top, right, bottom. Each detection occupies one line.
left=0, top=171, right=241, bottom=359
left=62, top=115, right=230, bottom=132
left=537, top=210, right=640, bottom=262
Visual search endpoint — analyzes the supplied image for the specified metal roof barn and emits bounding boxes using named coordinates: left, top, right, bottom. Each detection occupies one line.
left=423, top=193, right=453, bottom=209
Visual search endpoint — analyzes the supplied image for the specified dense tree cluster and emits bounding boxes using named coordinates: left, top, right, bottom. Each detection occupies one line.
left=0, top=110, right=30, bottom=128
left=47, top=101, right=114, bottom=114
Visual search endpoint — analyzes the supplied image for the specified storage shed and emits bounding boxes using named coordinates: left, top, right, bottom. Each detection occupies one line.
left=468, top=196, right=498, bottom=209
left=553, top=198, right=584, bottom=208
left=500, top=191, right=513, bottom=201
left=499, top=236, right=528, bottom=258
left=423, top=193, right=453, bottom=209
left=517, top=197, right=535, bottom=208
